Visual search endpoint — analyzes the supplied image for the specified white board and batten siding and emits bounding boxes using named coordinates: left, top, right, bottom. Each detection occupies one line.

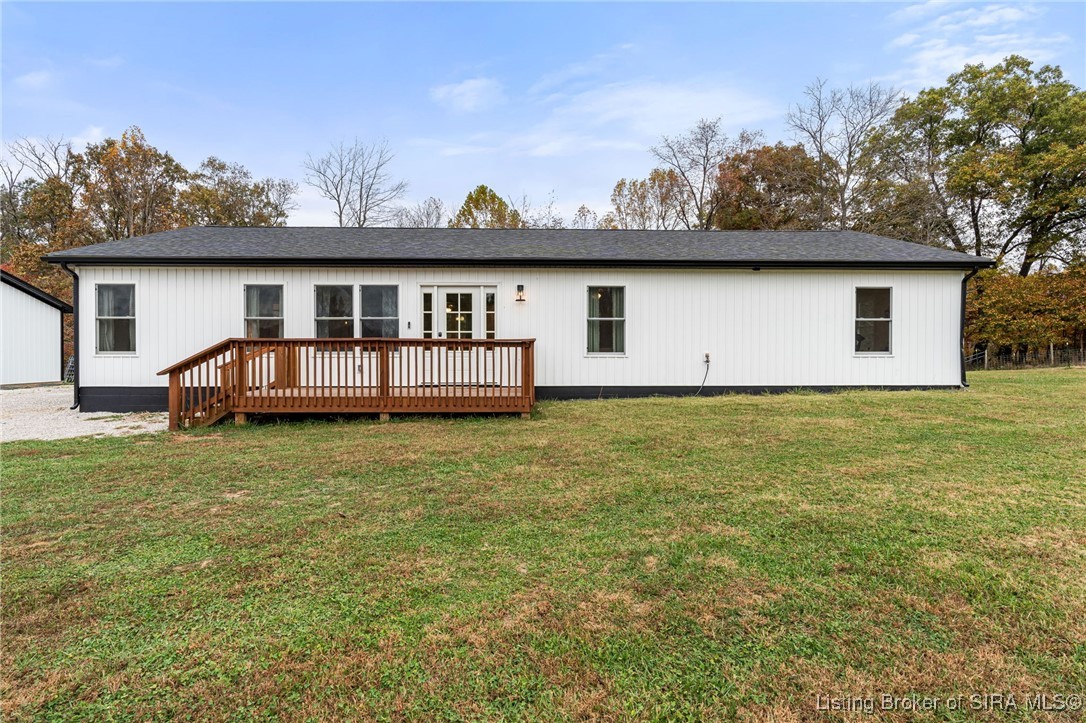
left=1, top=280, right=64, bottom=385
left=75, top=265, right=965, bottom=390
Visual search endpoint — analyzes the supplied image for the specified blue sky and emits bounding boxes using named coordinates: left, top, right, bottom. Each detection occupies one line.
left=3, top=1, right=1084, bottom=225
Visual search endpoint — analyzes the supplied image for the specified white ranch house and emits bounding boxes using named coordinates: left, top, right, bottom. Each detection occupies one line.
left=44, top=227, right=994, bottom=427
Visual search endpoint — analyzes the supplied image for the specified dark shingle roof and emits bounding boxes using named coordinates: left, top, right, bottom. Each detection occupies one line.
left=1, top=270, right=73, bottom=312
left=44, top=227, right=994, bottom=269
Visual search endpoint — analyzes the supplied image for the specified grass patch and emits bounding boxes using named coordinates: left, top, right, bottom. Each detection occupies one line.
left=3, top=369, right=1085, bottom=720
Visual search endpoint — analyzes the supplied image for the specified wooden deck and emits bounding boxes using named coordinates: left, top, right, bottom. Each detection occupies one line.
left=158, top=338, right=536, bottom=429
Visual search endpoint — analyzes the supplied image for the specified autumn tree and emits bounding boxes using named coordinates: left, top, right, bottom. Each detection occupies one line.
left=180, top=157, right=297, bottom=227
left=0, top=137, right=98, bottom=297
left=651, top=119, right=757, bottom=229
left=0, top=160, right=33, bottom=252
left=78, top=127, right=188, bottom=240
left=712, top=143, right=819, bottom=230
left=303, top=139, right=407, bottom=227
left=967, top=266, right=1086, bottom=353
left=788, top=80, right=899, bottom=230
left=600, top=169, right=682, bottom=230
left=882, top=56, right=1086, bottom=274
left=2, top=130, right=298, bottom=298
left=448, top=185, right=526, bottom=229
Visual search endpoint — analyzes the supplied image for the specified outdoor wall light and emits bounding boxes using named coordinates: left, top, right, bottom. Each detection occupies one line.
left=516, top=284, right=526, bottom=302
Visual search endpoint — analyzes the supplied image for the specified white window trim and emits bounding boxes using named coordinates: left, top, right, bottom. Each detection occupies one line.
left=359, top=283, right=400, bottom=339
left=421, top=286, right=435, bottom=339
left=314, top=284, right=355, bottom=339
left=94, top=282, right=137, bottom=356
left=854, top=286, right=893, bottom=356
left=419, top=284, right=497, bottom=340
left=244, top=283, right=285, bottom=339
left=586, top=285, right=627, bottom=357
left=483, top=285, right=497, bottom=340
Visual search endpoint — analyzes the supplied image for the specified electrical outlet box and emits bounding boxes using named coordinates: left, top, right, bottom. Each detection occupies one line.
left=704, top=351, right=711, bottom=363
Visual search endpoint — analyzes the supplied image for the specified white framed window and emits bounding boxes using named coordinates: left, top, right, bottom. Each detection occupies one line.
left=422, top=289, right=434, bottom=338
left=855, top=287, right=892, bottom=354
left=245, top=284, right=284, bottom=338
left=315, top=285, right=354, bottom=338
left=360, top=285, right=399, bottom=338
left=485, top=290, right=496, bottom=340
left=588, top=286, right=625, bottom=354
left=96, top=284, right=136, bottom=354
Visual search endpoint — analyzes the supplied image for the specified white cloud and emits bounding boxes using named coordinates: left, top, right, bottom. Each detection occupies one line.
left=929, top=4, right=1039, bottom=32
left=888, top=1, right=955, bottom=24
left=527, top=43, right=637, bottom=96
left=429, top=77, right=505, bottom=113
left=547, top=80, right=780, bottom=139
left=413, top=78, right=779, bottom=162
left=71, top=125, right=105, bottom=147
left=14, top=70, right=52, bottom=89
left=883, top=2, right=1069, bottom=90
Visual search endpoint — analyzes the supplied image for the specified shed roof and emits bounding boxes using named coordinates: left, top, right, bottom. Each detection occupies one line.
left=1, top=270, right=73, bottom=313
left=44, top=226, right=995, bottom=270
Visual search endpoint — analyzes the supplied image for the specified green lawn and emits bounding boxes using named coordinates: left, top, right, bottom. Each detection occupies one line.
left=3, top=370, right=1085, bottom=721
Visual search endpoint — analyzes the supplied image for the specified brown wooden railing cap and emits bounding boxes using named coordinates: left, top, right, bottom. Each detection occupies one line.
left=157, top=339, right=241, bottom=375
left=158, top=337, right=536, bottom=375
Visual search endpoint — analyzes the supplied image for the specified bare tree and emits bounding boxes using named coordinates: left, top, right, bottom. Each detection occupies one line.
left=303, top=139, right=408, bottom=227
left=569, top=205, right=599, bottom=230
left=0, top=156, right=29, bottom=249
left=302, top=141, right=353, bottom=226
left=394, top=197, right=446, bottom=228
left=508, top=192, right=564, bottom=229
left=262, top=177, right=300, bottom=226
left=788, top=79, right=899, bottom=230
left=651, top=118, right=757, bottom=230
left=7, top=136, right=77, bottom=183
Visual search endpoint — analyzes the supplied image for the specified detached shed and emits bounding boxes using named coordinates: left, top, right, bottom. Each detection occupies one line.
left=1, top=269, right=72, bottom=386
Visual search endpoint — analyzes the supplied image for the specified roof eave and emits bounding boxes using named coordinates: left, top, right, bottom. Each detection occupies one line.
left=1, top=271, right=74, bottom=312
left=42, top=255, right=997, bottom=270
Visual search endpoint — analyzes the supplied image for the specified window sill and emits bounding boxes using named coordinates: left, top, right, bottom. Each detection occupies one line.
left=854, top=353, right=894, bottom=358
left=585, top=353, right=628, bottom=358
left=94, top=353, right=139, bottom=358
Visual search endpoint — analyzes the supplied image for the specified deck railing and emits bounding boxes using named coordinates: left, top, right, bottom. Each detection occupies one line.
left=158, top=338, right=536, bottom=430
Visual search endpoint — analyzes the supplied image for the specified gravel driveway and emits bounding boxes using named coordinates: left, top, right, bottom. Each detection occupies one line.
left=1, top=385, right=168, bottom=442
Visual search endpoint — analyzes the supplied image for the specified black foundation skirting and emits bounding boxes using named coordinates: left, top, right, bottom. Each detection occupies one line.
left=534, top=385, right=960, bottom=400
left=78, top=384, right=962, bottom=413
left=79, top=387, right=169, bottom=412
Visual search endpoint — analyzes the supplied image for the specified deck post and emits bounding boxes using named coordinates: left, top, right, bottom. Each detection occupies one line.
left=234, top=412, right=248, bottom=425
left=236, top=344, right=247, bottom=402
left=168, top=371, right=181, bottom=431
left=379, top=412, right=390, bottom=422
left=378, top=341, right=391, bottom=412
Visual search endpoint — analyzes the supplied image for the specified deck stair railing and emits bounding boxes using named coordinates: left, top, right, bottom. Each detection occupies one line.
left=158, top=337, right=535, bottom=430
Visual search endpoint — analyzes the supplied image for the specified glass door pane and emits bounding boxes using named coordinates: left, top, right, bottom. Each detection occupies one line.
left=443, top=290, right=474, bottom=340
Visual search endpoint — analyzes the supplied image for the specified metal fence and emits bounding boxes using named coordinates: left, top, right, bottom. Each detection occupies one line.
left=965, top=347, right=1086, bottom=371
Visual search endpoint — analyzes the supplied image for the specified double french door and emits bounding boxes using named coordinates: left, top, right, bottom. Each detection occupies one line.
left=422, top=286, right=496, bottom=340
left=420, top=286, right=500, bottom=387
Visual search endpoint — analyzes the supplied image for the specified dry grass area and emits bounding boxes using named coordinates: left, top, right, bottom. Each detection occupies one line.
left=3, top=369, right=1085, bottom=720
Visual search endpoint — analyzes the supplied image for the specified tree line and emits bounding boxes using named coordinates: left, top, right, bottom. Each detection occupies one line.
left=1, top=128, right=297, bottom=297
left=1, top=55, right=1083, bottom=354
